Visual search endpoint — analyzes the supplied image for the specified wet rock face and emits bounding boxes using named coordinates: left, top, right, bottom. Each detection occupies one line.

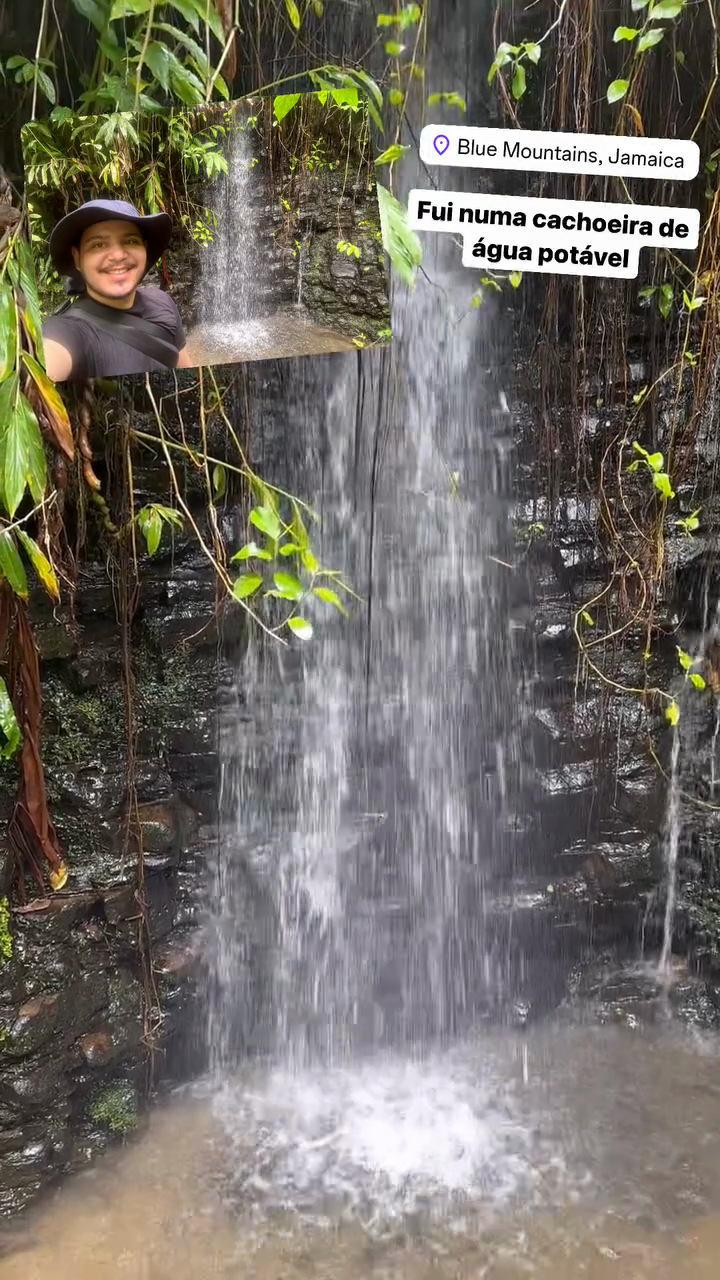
left=0, top=385, right=218, bottom=1215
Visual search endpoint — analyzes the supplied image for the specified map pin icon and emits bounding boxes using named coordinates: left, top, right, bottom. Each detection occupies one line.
left=433, top=133, right=450, bottom=156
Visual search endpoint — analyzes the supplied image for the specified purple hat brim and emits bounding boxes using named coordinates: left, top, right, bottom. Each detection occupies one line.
left=48, top=200, right=173, bottom=278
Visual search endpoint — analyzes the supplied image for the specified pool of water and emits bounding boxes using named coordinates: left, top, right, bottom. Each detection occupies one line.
left=3, top=1010, right=720, bottom=1279
left=185, top=309, right=364, bottom=366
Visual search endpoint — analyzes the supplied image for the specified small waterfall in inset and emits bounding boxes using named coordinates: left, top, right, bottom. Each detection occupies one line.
left=199, top=112, right=261, bottom=327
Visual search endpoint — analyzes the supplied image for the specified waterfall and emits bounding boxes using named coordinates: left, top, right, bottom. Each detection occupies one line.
left=658, top=725, right=681, bottom=973
left=197, top=112, right=260, bottom=327
left=208, top=188, right=517, bottom=1074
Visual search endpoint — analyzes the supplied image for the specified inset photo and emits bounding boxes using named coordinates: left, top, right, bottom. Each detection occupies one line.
left=21, top=92, right=392, bottom=383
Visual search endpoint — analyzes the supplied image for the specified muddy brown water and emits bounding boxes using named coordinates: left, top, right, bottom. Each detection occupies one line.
left=4, top=1012, right=720, bottom=1279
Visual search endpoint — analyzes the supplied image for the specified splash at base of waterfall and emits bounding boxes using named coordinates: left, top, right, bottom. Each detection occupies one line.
left=185, top=309, right=360, bottom=367
left=5, top=1018, right=720, bottom=1280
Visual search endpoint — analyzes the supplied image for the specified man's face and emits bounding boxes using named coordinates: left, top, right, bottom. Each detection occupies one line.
left=71, top=219, right=147, bottom=301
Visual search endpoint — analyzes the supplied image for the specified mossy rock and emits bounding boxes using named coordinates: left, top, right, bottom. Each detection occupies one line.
left=87, top=1081, right=139, bottom=1136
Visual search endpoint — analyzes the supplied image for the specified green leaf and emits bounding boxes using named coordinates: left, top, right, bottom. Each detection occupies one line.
left=34, top=69, right=56, bottom=104
left=581, top=611, right=595, bottom=627
left=148, top=510, right=164, bottom=555
left=646, top=451, right=664, bottom=472
left=631, top=0, right=651, bottom=7
left=144, top=41, right=171, bottom=91
left=272, top=571, right=303, bottom=600
left=249, top=505, right=282, bottom=541
left=614, top=25, right=639, bottom=40
left=187, top=0, right=224, bottom=41
left=649, top=0, right=685, bottom=17
left=301, top=547, right=318, bottom=573
left=676, top=646, right=693, bottom=672
left=312, top=586, right=348, bottom=615
left=388, top=88, right=404, bottom=106
left=110, top=0, right=150, bottom=16
left=0, top=531, right=28, bottom=598
left=287, top=616, right=313, bottom=640
left=329, top=87, right=359, bottom=108
left=675, top=509, right=701, bottom=535
left=284, top=0, right=301, bottom=28
left=49, top=105, right=76, bottom=122
left=0, top=283, right=16, bottom=384
left=427, top=91, right=466, bottom=111
left=511, top=62, right=526, bottom=100
left=232, top=542, right=272, bottom=562
left=0, top=380, right=47, bottom=517
left=165, top=0, right=200, bottom=33
left=0, top=677, right=21, bottom=760
left=658, top=283, right=674, bottom=317
left=10, top=238, right=44, bottom=356
left=665, top=700, right=680, bottom=727
left=377, top=182, right=423, bottom=287
left=278, top=542, right=303, bottom=557
left=151, top=503, right=183, bottom=528
left=637, top=28, right=665, bottom=50
left=16, top=529, right=59, bottom=599
left=523, top=41, right=541, bottom=64
left=683, top=291, right=706, bottom=312
left=212, top=464, right=226, bottom=498
left=69, top=0, right=110, bottom=31
left=607, top=79, right=629, bottom=103
left=169, top=60, right=205, bottom=105
left=690, top=672, right=707, bottom=690
left=652, top=472, right=675, bottom=500
left=377, top=12, right=395, bottom=25
left=274, top=93, right=301, bottom=122
left=385, top=40, right=404, bottom=55
left=233, top=574, right=263, bottom=599
left=375, top=143, right=410, bottom=166
left=508, top=271, right=523, bottom=288
left=347, top=65, right=383, bottom=110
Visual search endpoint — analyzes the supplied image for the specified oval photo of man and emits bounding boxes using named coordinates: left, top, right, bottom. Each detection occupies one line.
left=42, top=199, right=194, bottom=382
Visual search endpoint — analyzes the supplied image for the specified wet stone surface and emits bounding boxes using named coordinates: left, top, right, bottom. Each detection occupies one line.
left=0, top=424, right=218, bottom=1215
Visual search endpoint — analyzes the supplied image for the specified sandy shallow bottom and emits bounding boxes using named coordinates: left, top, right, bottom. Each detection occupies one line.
left=185, top=310, right=364, bottom=365
left=3, top=1017, right=720, bottom=1279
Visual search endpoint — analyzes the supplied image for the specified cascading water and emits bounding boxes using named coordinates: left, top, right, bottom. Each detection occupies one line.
left=659, top=724, right=681, bottom=973
left=205, top=18, right=535, bottom=1212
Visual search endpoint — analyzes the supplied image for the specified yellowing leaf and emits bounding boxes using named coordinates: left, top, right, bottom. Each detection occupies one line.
left=21, top=351, right=74, bottom=460
left=284, top=0, right=301, bottom=28
left=16, top=529, right=59, bottom=600
left=49, top=860, right=69, bottom=891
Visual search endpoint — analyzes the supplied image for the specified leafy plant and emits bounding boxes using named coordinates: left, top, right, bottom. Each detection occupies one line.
left=608, top=0, right=689, bottom=102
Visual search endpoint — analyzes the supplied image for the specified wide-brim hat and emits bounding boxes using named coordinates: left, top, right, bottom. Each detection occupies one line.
left=49, top=199, right=173, bottom=283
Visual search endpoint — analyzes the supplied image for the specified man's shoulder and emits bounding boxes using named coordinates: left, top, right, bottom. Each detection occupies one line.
left=137, top=285, right=181, bottom=316
left=42, top=305, right=92, bottom=340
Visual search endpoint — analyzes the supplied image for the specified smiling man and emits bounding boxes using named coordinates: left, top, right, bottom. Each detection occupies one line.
left=42, top=198, right=194, bottom=382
